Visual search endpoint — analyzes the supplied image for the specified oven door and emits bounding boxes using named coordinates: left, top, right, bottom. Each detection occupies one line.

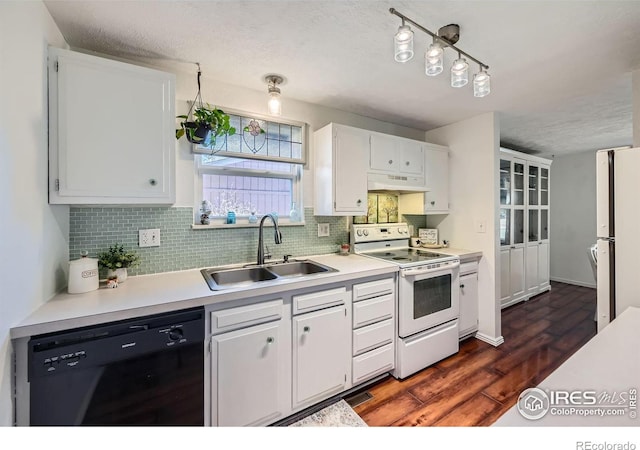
left=398, top=262, right=460, bottom=338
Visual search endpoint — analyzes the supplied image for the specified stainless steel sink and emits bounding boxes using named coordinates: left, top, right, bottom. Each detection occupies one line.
left=201, top=259, right=337, bottom=290
left=265, top=260, right=335, bottom=277
left=201, top=266, right=278, bottom=290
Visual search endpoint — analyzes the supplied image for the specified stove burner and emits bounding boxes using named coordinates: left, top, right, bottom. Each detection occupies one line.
left=392, top=256, right=410, bottom=261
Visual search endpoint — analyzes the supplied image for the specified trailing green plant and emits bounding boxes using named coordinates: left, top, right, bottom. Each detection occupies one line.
left=175, top=103, right=236, bottom=146
left=97, top=244, right=141, bottom=270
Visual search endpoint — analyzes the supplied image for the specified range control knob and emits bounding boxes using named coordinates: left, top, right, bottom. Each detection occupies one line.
left=363, top=229, right=369, bottom=236
left=356, top=229, right=363, bottom=237
left=168, top=328, right=184, bottom=341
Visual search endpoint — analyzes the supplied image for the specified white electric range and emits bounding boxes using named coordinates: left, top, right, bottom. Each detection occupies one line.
left=351, top=223, right=460, bottom=379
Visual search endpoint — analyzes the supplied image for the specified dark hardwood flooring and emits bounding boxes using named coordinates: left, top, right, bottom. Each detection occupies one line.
left=351, top=281, right=597, bottom=426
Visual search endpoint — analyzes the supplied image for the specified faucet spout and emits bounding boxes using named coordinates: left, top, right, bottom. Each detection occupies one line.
left=257, top=214, right=282, bottom=265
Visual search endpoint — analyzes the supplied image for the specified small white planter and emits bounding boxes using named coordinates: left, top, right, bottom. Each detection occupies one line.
left=106, top=267, right=128, bottom=283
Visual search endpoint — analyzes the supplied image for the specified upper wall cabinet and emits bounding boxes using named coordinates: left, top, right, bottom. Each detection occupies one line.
left=48, top=48, right=176, bottom=205
left=369, top=133, right=424, bottom=177
left=314, top=123, right=369, bottom=216
left=398, top=144, right=450, bottom=216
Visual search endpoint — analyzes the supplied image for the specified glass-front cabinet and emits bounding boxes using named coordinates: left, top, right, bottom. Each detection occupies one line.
left=500, top=149, right=552, bottom=308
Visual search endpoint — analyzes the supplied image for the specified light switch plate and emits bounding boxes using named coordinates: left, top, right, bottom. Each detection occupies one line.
left=317, top=223, right=330, bottom=237
left=139, top=229, right=161, bottom=247
left=475, top=220, right=486, bottom=234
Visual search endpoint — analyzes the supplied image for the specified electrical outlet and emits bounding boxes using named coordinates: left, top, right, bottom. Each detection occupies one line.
left=475, top=220, right=486, bottom=234
left=317, top=223, right=330, bottom=237
left=139, top=229, right=161, bottom=247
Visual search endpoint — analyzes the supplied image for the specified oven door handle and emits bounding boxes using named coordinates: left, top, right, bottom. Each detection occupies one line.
left=400, top=260, right=460, bottom=277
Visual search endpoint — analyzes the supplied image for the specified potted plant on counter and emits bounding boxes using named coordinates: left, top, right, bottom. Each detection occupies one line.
left=98, top=244, right=140, bottom=283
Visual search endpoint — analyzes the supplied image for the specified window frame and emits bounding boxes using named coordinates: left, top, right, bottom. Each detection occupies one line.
left=192, top=107, right=307, bottom=228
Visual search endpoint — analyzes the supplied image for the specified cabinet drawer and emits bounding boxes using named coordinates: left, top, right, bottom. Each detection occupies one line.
left=353, top=278, right=394, bottom=302
left=352, top=343, right=394, bottom=385
left=211, top=299, right=283, bottom=334
left=460, top=261, right=479, bottom=276
left=353, top=293, right=394, bottom=328
left=352, top=319, right=394, bottom=356
left=293, top=287, right=346, bottom=315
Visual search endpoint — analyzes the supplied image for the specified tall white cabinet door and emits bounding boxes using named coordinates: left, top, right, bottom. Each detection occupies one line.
left=49, top=48, right=175, bottom=204
left=424, top=146, right=449, bottom=212
left=334, top=126, right=369, bottom=213
left=537, top=242, right=550, bottom=289
left=212, top=321, right=288, bottom=426
left=510, top=247, right=526, bottom=299
left=526, top=245, right=539, bottom=294
left=500, top=249, right=511, bottom=304
left=293, top=306, right=348, bottom=409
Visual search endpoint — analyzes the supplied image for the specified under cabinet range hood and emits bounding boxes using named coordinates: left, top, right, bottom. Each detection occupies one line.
left=367, top=172, right=427, bottom=192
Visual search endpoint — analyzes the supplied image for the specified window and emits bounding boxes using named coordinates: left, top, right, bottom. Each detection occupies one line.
left=194, top=109, right=306, bottom=225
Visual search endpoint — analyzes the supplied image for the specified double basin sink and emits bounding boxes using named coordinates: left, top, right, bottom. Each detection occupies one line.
left=201, top=260, right=337, bottom=291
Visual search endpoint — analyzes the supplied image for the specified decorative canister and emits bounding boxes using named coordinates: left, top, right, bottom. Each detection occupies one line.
left=68, top=252, right=99, bottom=294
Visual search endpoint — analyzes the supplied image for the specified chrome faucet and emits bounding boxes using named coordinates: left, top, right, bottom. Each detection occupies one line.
left=257, top=214, right=282, bottom=265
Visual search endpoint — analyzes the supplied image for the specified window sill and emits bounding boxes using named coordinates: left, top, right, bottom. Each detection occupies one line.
left=192, top=221, right=306, bottom=230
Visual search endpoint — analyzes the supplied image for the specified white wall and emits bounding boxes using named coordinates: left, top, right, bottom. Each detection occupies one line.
left=0, top=2, right=69, bottom=425
left=549, top=150, right=598, bottom=288
left=425, top=113, right=502, bottom=345
left=172, top=71, right=426, bottom=208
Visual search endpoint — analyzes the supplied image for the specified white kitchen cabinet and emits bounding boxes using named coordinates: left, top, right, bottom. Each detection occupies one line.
left=293, top=304, right=349, bottom=409
left=212, top=320, right=289, bottom=426
left=370, top=133, right=424, bottom=176
left=398, top=144, right=450, bottom=216
left=313, top=123, right=368, bottom=216
left=48, top=47, right=175, bottom=205
left=459, top=261, right=479, bottom=338
left=500, top=149, right=551, bottom=307
left=209, top=299, right=290, bottom=427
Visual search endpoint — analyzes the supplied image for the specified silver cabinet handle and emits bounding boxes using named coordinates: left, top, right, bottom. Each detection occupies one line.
left=149, top=178, right=157, bottom=186
left=356, top=199, right=362, bottom=206
left=430, top=201, right=435, bottom=206
left=303, top=326, right=310, bottom=333
left=460, top=284, right=465, bottom=289
left=388, top=159, right=393, bottom=165
left=266, top=337, right=274, bottom=344
left=406, top=161, right=410, bottom=166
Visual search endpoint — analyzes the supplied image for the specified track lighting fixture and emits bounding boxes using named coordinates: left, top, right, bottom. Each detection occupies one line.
left=390, top=8, right=491, bottom=97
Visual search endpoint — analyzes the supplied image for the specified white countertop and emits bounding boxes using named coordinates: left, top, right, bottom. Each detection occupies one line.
left=494, top=306, right=640, bottom=427
left=11, top=253, right=398, bottom=339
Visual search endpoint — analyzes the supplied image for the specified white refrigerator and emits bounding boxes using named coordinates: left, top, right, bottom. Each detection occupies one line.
left=596, top=147, right=640, bottom=332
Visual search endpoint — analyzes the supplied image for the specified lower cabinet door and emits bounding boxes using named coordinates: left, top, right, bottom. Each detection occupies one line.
left=212, top=321, right=288, bottom=426
left=293, top=306, right=348, bottom=409
left=459, top=272, right=479, bottom=337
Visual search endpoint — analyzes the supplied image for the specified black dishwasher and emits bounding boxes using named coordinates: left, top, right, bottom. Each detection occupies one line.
left=28, top=307, right=205, bottom=426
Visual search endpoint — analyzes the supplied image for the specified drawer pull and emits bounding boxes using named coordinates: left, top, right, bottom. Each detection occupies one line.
left=266, top=337, right=274, bottom=344
left=303, top=326, right=311, bottom=333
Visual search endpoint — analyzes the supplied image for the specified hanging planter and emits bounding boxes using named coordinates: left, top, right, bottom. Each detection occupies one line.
left=175, top=64, right=236, bottom=148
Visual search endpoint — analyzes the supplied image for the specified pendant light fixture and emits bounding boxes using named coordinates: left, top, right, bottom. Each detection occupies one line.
left=389, top=8, right=491, bottom=97
left=265, top=74, right=284, bottom=116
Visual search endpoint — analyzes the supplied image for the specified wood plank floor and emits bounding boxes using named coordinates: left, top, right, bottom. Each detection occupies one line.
left=351, top=281, right=597, bottom=426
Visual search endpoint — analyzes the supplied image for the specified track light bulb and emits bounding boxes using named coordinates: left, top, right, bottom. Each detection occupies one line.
left=394, top=24, right=414, bottom=62
left=451, top=57, right=469, bottom=88
left=425, top=41, right=444, bottom=76
left=473, top=68, right=491, bottom=97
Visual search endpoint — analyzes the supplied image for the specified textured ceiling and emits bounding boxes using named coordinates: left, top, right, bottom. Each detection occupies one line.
left=44, top=0, right=640, bottom=156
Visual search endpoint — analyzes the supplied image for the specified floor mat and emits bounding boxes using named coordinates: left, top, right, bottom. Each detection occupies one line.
left=288, top=400, right=368, bottom=427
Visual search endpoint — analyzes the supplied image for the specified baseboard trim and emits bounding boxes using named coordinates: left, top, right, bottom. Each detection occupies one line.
left=475, top=332, right=504, bottom=347
left=550, top=277, right=596, bottom=289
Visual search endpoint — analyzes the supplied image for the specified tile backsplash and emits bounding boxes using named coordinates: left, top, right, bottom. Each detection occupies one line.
left=69, top=207, right=348, bottom=276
